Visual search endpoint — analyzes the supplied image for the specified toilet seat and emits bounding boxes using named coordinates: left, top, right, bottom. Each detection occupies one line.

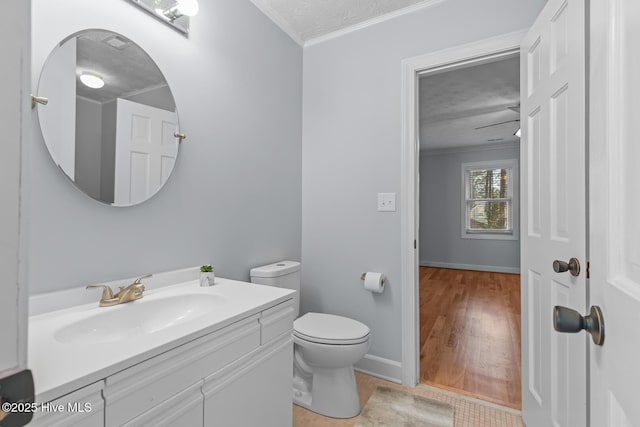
left=294, top=313, right=370, bottom=345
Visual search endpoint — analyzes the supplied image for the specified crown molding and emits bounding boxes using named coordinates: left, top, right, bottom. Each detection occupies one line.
left=250, top=0, right=452, bottom=49
left=304, top=0, right=450, bottom=47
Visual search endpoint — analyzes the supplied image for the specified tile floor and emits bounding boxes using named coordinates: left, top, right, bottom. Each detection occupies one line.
left=292, top=372, right=524, bottom=427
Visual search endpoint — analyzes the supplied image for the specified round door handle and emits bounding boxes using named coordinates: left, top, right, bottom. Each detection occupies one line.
left=553, top=258, right=580, bottom=276
left=553, top=305, right=605, bottom=346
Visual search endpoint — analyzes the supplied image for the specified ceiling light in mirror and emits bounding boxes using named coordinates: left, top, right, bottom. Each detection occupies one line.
left=79, top=73, right=105, bottom=89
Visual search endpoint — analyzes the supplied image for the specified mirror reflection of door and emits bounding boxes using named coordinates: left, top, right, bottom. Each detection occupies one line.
left=113, top=98, right=178, bottom=206
left=36, top=29, right=181, bottom=207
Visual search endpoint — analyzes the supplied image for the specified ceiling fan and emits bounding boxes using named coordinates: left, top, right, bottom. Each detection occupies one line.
left=474, top=104, right=521, bottom=131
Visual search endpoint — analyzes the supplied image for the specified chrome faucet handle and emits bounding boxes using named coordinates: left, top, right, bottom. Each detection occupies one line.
left=86, top=285, right=115, bottom=300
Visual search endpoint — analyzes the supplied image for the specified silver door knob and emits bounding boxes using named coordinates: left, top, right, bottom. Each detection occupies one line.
left=553, top=258, right=580, bottom=276
left=553, top=305, right=605, bottom=346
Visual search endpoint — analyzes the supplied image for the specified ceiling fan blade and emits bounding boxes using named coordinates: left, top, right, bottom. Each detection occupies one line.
left=474, top=119, right=520, bottom=130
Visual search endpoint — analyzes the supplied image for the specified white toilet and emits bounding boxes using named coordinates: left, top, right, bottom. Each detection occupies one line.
left=250, top=261, right=370, bottom=419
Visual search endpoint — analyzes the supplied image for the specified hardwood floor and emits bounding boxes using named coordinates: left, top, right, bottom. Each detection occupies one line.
left=419, top=267, right=522, bottom=409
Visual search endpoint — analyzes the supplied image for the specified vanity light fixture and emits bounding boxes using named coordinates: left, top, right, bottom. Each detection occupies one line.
left=79, top=73, right=105, bottom=89
left=126, top=0, right=194, bottom=35
left=155, top=0, right=199, bottom=22
left=514, top=128, right=521, bottom=138
left=176, top=0, right=199, bottom=16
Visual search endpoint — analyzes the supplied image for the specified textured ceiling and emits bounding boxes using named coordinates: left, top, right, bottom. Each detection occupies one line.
left=251, top=0, right=428, bottom=42
left=73, top=30, right=171, bottom=105
left=419, top=56, right=520, bottom=151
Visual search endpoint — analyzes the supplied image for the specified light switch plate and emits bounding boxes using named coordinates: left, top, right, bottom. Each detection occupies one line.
left=377, top=193, right=396, bottom=212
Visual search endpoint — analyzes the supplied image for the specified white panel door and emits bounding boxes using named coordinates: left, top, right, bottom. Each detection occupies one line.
left=589, top=0, right=640, bottom=425
left=0, top=0, right=29, bottom=377
left=114, top=98, right=178, bottom=206
left=520, top=0, right=587, bottom=425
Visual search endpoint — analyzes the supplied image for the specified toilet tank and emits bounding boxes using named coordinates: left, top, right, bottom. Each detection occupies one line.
left=250, top=261, right=300, bottom=318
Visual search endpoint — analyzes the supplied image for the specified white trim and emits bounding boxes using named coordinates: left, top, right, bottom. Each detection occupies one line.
left=354, top=354, right=403, bottom=384
left=248, top=0, right=304, bottom=47
left=76, top=95, right=103, bottom=105
left=461, top=159, right=519, bottom=241
left=420, top=261, right=520, bottom=274
left=304, top=0, right=450, bottom=47
left=400, top=30, right=526, bottom=386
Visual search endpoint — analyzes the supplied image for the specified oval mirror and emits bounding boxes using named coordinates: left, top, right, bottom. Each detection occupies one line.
left=36, top=29, right=182, bottom=207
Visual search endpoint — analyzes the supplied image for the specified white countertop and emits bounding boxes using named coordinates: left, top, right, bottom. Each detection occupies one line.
left=29, top=277, right=294, bottom=403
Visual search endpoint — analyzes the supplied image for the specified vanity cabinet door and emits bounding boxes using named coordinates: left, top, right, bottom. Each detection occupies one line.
left=30, top=381, right=104, bottom=427
left=121, top=381, right=203, bottom=427
left=203, top=334, right=293, bottom=427
left=104, top=316, right=260, bottom=427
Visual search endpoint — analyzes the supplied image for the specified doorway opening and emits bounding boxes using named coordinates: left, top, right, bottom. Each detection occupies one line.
left=417, top=55, right=522, bottom=409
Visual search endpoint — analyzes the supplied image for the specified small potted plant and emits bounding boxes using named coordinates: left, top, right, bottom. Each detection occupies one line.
left=200, top=265, right=215, bottom=287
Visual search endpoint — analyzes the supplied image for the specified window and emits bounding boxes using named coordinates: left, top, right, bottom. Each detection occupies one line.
left=461, top=160, right=518, bottom=240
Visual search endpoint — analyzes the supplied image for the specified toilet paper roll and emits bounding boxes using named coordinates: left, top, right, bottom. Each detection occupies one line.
left=364, top=272, right=385, bottom=293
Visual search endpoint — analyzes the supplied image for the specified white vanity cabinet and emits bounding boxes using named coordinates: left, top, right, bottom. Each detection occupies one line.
left=102, top=299, right=294, bottom=427
left=203, top=303, right=294, bottom=427
left=30, top=381, right=104, bottom=427
left=29, top=275, right=295, bottom=427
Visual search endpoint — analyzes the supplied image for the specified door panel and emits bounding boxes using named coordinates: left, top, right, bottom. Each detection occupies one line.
left=520, top=0, right=587, bottom=425
left=114, top=98, right=178, bottom=206
left=550, top=281, right=570, bottom=427
left=526, top=269, right=542, bottom=404
left=0, top=0, right=30, bottom=377
left=589, top=0, right=640, bottom=425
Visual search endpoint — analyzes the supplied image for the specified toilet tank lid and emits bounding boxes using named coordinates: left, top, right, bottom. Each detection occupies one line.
left=250, top=260, right=300, bottom=278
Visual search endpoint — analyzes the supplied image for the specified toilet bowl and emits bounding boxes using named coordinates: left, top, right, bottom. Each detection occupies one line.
left=292, top=312, right=370, bottom=418
left=250, top=261, right=370, bottom=419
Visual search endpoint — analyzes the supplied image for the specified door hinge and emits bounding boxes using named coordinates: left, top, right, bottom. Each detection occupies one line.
left=414, top=239, right=417, bottom=249
left=586, top=261, right=590, bottom=279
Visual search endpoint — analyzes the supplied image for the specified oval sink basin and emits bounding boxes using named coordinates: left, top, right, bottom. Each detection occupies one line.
left=55, top=294, right=223, bottom=344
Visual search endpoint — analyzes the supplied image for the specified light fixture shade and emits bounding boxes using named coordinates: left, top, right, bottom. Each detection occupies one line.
left=80, top=73, right=105, bottom=89
left=176, top=0, right=199, bottom=16
left=514, top=128, right=521, bottom=138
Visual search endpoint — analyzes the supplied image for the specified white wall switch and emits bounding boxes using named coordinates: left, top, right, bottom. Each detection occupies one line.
left=377, top=193, right=396, bottom=212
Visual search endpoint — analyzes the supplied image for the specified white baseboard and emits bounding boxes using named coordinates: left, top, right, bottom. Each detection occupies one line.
left=420, top=261, right=520, bottom=274
left=354, top=354, right=402, bottom=384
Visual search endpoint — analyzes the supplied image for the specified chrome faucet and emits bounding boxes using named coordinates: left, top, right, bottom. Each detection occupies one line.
left=87, top=274, right=152, bottom=307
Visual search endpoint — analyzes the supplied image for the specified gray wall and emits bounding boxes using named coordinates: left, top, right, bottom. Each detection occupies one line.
left=75, top=97, right=103, bottom=200
left=302, top=0, right=544, bottom=365
left=30, top=0, right=302, bottom=294
left=420, top=144, right=520, bottom=272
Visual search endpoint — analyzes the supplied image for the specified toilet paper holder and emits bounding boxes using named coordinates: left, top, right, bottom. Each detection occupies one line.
left=361, top=272, right=386, bottom=282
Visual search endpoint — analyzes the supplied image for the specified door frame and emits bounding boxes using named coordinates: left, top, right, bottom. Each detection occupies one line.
left=0, top=0, right=30, bottom=378
left=399, top=30, right=527, bottom=385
